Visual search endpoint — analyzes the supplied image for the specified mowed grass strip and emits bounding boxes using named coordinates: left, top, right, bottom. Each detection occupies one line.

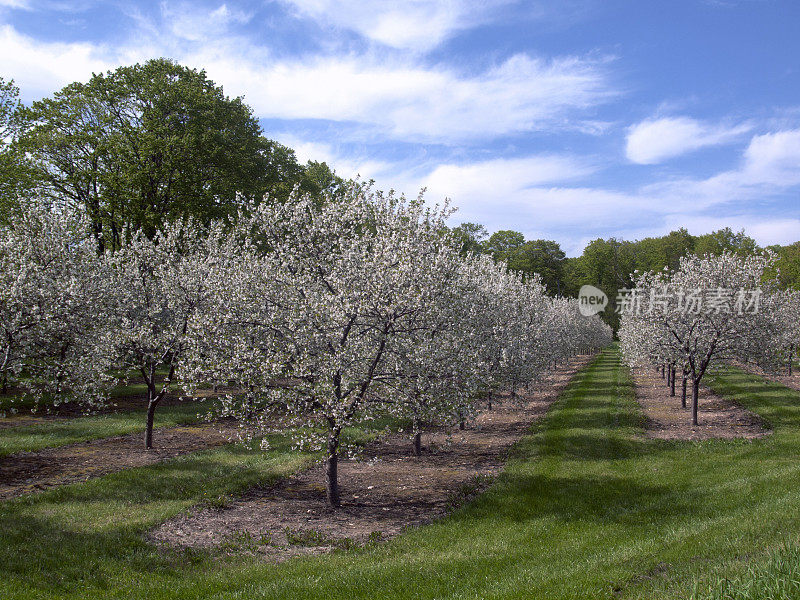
left=4, top=349, right=800, bottom=598
left=0, top=401, right=206, bottom=457
left=0, top=436, right=312, bottom=599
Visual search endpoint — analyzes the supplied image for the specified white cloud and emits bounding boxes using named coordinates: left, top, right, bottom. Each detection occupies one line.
left=423, top=155, right=596, bottom=200
left=1, top=20, right=614, bottom=143
left=0, top=25, right=140, bottom=96
left=626, top=116, right=750, bottom=164
left=162, top=3, right=252, bottom=43
left=739, top=129, right=800, bottom=186
left=279, top=0, right=515, bottom=52
left=276, top=136, right=397, bottom=181
left=0, top=0, right=30, bottom=9
left=199, top=52, right=614, bottom=142
left=412, top=155, right=654, bottom=242
left=644, top=128, right=800, bottom=208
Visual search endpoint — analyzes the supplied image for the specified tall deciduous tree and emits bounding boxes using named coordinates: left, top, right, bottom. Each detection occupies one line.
left=18, top=59, right=280, bottom=251
left=0, top=78, right=39, bottom=224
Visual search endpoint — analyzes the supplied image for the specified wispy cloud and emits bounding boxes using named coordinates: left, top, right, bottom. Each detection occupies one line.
left=0, top=25, right=134, bottom=95
left=0, top=17, right=615, bottom=144
left=198, top=52, right=616, bottom=143
left=644, top=128, right=800, bottom=207
left=278, top=0, right=516, bottom=52
left=0, top=0, right=31, bottom=10
left=161, top=3, right=253, bottom=43
left=626, top=116, right=751, bottom=164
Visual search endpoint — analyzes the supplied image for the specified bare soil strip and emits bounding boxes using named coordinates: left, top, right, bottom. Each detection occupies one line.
left=0, top=423, right=237, bottom=500
left=150, top=354, right=595, bottom=561
left=631, top=367, right=770, bottom=441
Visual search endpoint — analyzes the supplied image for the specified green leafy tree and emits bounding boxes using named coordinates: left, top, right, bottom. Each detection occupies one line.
left=694, top=227, right=759, bottom=257
left=769, top=242, right=800, bottom=290
left=567, top=238, right=636, bottom=329
left=450, top=222, right=488, bottom=255
left=506, top=239, right=566, bottom=295
left=484, top=230, right=525, bottom=261
left=0, top=78, right=39, bottom=224
left=632, top=228, right=696, bottom=273
left=18, top=59, right=289, bottom=251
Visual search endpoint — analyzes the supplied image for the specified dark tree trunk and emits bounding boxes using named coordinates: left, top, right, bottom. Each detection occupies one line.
left=681, top=372, right=688, bottom=408
left=691, top=379, right=700, bottom=426
left=412, top=416, right=422, bottom=456
left=790, top=345, right=794, bottom=376
left=669, top=366, right=676, bottom=397
left=325, top=426, right=340, bottom=508
left=487, top=391, right=492, bottom=411
left=459, top=420, right=465, bottom=431
left=144, top=396, right=160, bottom=450
left=661, top=364, right=665, bottom=379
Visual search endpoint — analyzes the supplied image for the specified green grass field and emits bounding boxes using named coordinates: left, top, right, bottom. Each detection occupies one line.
left=3, top=347, right=800, bottom=599
left=0, top=401, right=206, bottom=456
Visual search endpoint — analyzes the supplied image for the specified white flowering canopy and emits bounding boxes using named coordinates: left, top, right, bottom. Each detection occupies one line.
left=618, top=251, right=792, bottom=424
left=0, top=200, right=112, bottom=404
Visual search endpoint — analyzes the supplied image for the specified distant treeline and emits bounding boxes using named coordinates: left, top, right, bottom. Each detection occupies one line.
left=451, top=224, right=800, bottom=329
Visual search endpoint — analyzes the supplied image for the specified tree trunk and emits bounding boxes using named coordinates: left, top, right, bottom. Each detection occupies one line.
left=789, top=344, right=794, bottom=376
left=691, top=378, right=700, bottom=426
left=459, top=420, right=465, bottom=431
left=1, top=370, right=7, bottom=395
left=669, top=366, right=676, bottom=397
left=144, top=396, right=161, bottom=450
left=487, top=392, right=492, bottom=411
left=325, top=425, right=340, bottom=508
left=661, top=364, right=665, bottom=379
left=681, top=371, right=687, bottom=408
left=413, top=417, right=422, bottom=457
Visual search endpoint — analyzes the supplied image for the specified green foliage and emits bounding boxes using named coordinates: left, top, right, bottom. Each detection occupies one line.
left=769, top=241, right=800, bottom=290
left=14, top=59, right=323, bottom=249
left=694, top=227, right=759, bottom=257
left=0, top=77, right=39, bottom=224
left=449, top=221, right=488, bottom=255
left=505, top=239, right=567, bottom=294
left=484, top=229, right=525, bottom=258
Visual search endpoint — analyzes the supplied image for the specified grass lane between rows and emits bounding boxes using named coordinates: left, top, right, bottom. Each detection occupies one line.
left=3, top=348, right=800, bottom=598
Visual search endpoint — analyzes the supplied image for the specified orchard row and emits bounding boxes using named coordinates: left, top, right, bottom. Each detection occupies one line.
left=619, top=252, right=800, bottom=425
left=1, top=184, right=611, bottom=506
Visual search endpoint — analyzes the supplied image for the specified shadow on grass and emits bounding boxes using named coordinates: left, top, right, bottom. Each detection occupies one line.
left=468, top=472, right=701, bottom=527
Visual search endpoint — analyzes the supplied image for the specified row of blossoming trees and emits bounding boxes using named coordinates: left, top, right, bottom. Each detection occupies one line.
left=1, top=185, right=611, bottom=506
left=618, top=252, right=800, bottom=426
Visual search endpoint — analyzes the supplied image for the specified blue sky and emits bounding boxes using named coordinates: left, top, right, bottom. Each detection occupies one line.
left=1, top=0, right=799, bottom=255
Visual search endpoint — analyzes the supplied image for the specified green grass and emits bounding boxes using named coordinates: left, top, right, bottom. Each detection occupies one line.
left=0, top=401, right=206, bottom=456
left=4, top=347, right=800, bottom=598
left=696, top=542, right=800, bottom=600
left=0, top=436, right=312, bottom=599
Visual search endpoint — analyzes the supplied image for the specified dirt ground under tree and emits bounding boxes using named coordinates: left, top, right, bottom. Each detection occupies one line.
left=150, top=354, right=596, bottom=561
left=631, top=366, right=770, bottom=441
